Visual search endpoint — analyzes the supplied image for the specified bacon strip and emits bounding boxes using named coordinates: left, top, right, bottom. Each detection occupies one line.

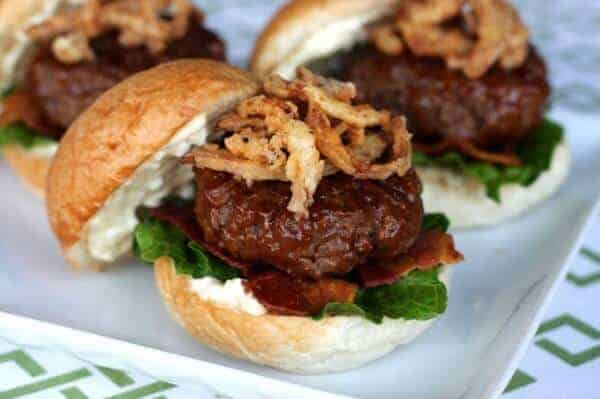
left=0, top=90, right=61, bottom=137
left=407, top=230, right=464, bottom=267
left=245, top=270, right=358, bottom=316
left=413, top=138, right=454, bottom=155
left=416, top=138, right=522, bottom=166
left=358, top=261, right=405, bottom=288
left=455, top=139, right=523, bottom=166
left=358, top=230, right=463, bottom=288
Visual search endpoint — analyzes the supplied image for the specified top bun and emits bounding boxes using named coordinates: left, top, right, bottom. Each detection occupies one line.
left=46, top=59, right=259, bottom=269
left=251, top=0, right=400, bottom=78
left=0, top=0, right=87, bottom=91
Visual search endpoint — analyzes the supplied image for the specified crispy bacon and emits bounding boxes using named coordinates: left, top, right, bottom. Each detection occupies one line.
left=407, top=230, right=464, bottom=268
left=359, top=230, right=463, bottom=288
left=413, top=139, right=454, bottom=156
left=416, top=138, right=523, bottom=166
left=0, top=90, right=61, bottom=137
left=357, top=264, right=399, bottom=288
left=245, top=270, right=358, bottom=316
left=454, top=139, right=523, bottom=166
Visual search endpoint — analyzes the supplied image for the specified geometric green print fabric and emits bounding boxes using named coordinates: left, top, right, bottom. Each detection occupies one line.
left=0, top=342, right=225, bottom=398
left=504, top=230, right=600, bottom=398
left=0, top=345, right=178, bottom=399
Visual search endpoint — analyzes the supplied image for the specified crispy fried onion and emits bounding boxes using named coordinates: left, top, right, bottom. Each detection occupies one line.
left=371, top=0, right=530, bottom=78
left=184, top=68, right=413, bottom=216
left=26, top=0, right=197, bottom=64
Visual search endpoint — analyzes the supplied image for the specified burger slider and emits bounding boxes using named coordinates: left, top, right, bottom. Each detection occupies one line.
left=252, top=0, right=570, bottom=227
left=46, top=60, right=463, bottom=373
left=0, top=0, right=226, bottom=195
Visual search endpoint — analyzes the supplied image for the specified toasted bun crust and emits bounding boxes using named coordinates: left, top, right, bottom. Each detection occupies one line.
left=155, top=257, right=452, bottom=374
left=418, top=142, right=571, bottom=228
left=251, top=0, right=400, bottom=77
left=2, top=145, right=56, bottom=197
left=0, top=0, right=86, bottom=91
left=47, top=60, right=259, bottom=268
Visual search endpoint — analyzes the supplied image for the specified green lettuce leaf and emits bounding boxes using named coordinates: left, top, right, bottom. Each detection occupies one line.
left=1, top=85, right=16, bottom=100
left=133, top=217, right=241, bottom=281
left=354, top=268, right=448, bottom=324
left=133, top=218, right=189, bottom=266
left=422, top=213, right=450, bottom=232
left=517, top=119, right=564, bottom=180
left=0, top=123, right=56, bottom=149
left=412, top=118, right=564, bottom=202
left=315, top=268, right=448, bottom=325
left=188, top=242, right=242, bottom=281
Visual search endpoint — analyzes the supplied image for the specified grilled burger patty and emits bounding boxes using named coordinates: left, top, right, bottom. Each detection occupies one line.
left=334, top=44, right=550, bottom=149
left=194, top=169, right=424, bottom=279
left=25, top=17, right=225, bottom=135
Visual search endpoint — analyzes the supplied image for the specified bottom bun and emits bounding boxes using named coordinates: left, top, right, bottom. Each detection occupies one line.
left=2, top=145, right=56, bottom=197
left=155, top=257, right=452, bottom=374
left=417, top=141, right=571, bottom=229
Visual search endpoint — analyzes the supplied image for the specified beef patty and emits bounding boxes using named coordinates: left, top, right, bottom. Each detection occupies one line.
left=334, top=44, right=550, bottom=149
left=194, top=169, right=424, bottom=279
left=25, top=17, right=225, bottom=136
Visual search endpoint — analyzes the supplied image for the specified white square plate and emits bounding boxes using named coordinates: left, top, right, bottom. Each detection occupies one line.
left=1, top=1, right=599, bottom=397
left=0, top=111, right=597, bottom=399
